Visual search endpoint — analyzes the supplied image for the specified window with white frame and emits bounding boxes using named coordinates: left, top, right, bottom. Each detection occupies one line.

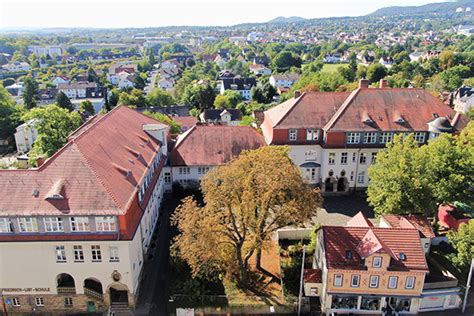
left=91, top=245, right=102, bottom=262
left=12, top=298, right=20, bottom=307
left=55, top=246, right=66, bottom=262
left=44, top=217, right=64, bottom=232
left=306, top=129, right=318, bottom=141
left=357, top=171, right=365, bottom=184
left=352, top=152, right=357, bottom=162
left=0, top=218, right=12, bottom=233
left=96, top=216, right=116, bottom=232
left=109, top=246, right=119, bottom=262
left=73, top=245, right=84, bottom=262
left=388, top=276, right=398, bottom=289
left=289, top=129, right=298, bottom=141
left=359, top=152, right=367, bottom=164
left=379, top=132, right=393, bottom=144
left=369, top=275, right=379, bottom=288
left=405, top=276, right=415, bottom=289
left=414, top=132, right=426, bottom=143
left=164, top=172, right=171, bottom=183
left=178, top=167, right=190, bottom=175
left=35, top=297, right=44, bottom=306
left=347, top=132, right=360, bottom=144
left=373, top=256, right=382, bottom=268
left=334, top=274, right=343, bottom=287
left=328, top=153, right=335, bottom=165
left=351, top=274, right=360, bottom=287
left=18, top=217, right=38, bottom=233
left=64, top=297, right=73, bottom=307
left=363, top=132, right=377, bottom=144
left=305, top=150, right=317, bottom=161
left=341, top=152, right=348, bottom=165
left=70, top=217, right=90, bottom=232
left=350, top=171, right=354, bottom=181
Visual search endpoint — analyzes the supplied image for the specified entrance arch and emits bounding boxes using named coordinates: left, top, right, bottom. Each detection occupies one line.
left=84, top=278, right=103, bottom=300
left=337, top=177, right=347, bottom=192
left=324, top=177, right=334, bottom=192
left=56, top=273, right=76, bottom=294
left=106, top=282, right=132, bottom=307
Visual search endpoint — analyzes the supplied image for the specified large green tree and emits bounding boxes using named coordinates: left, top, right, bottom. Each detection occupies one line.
left=55, top=91, right=74, bottom=111
left=447, top=220, right=474, bottom=272
left=22, top=77, right=39, bottom=109
left=173, top=146, right=322, bottom=282
left=180, top=83, right=216, bottom=110
left=368, top=125, right=474, bottom=216
left=0, top=86, right=24, bottom=145
left=146, top=88, right=175, bottom=107
left=23, top=105, right=83, bottom=164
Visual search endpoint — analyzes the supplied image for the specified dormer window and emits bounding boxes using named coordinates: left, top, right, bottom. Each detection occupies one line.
left=345, top=250, right=353, bottom=259
left=363, top=132, right=377, bottom=144
left=399, top=252, right=406, bottom=261
left=395, top=117, right=406, bottom=124
left=372, top=256, right=382, bottom=268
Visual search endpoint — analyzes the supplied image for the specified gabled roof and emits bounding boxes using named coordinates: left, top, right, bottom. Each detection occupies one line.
left=171, top=125, right=265, bottom=166
left=264, top=91, right=350, bottom=129
left=221, top=78, right=257, bottom=90
left=262, top=84, right=462, bottom=134
left=323, top=226, right=428, bottom=271
left=0, top=106, right=165, bottom=217
left=347, top=211, right=374, bottom=227
left=382, top=215, right=435, bottom=239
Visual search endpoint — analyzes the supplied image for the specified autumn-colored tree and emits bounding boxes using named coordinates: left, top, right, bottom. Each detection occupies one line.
left=173, top=146, right=322, bottom=282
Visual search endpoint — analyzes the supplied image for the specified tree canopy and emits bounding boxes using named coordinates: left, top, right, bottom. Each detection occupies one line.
left=23, top=105, right=83, bottom=164
left=173, top=146, right=322, bottom=282
left=368, top=125, right=474, bottom=216
left=22, top=77, right=39, bottom=109
left=0, top=86, right=24, bottom=145
left=447, top=220, right=474, bottom=273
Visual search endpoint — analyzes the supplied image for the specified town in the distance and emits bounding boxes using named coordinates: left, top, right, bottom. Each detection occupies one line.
left=0, top=0, right=473, bottom=315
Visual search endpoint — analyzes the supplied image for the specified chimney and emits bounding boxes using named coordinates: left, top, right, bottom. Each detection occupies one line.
left=379, top=79, right=388, bottom=88
left=359, top=79, right=370, bottom=89
left=36, top=157, right=45, bottom=167
left=294, top=90, right=302, bottom=98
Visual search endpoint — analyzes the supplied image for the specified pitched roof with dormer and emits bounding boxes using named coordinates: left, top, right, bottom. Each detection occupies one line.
left=0, top=106, right=166, bottom=218
left=322, top=226, right=428, bottom=271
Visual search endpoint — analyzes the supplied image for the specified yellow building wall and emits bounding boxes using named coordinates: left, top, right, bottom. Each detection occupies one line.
left=326, top=269, right=426, bottom=296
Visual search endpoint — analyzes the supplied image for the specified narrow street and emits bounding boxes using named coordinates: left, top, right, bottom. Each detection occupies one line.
left=134, top=196, right=179, bottom=316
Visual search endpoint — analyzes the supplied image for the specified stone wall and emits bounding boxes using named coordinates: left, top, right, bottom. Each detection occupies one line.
left=4, top=293, right=106, bottom=315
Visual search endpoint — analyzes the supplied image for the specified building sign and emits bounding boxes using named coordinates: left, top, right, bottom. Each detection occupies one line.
left=1, top=288, right=50, bottom=293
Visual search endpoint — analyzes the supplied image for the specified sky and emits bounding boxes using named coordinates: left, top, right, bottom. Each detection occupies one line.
left=0, top=0, right=449, bottom=28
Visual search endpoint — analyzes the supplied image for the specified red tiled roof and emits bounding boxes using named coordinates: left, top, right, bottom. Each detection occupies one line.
left=323, top=226, right=428, bottom=271
left=263, top=87, right=462, bottom=133
left=0, top=106, right=165, bottom=217
left=347, top=211, right=374, bottom=227
left=171, top=125, right=265, bottom=166
left=382, top=215, right=435, bottom=239
left=264, top=91, right=350, bottom=129
left=324, top=88, right=456, bottom=132
left=304, top=269, right=322, bottom=283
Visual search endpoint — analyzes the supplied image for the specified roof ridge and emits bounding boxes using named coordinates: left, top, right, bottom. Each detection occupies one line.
left=273, top=92, right=306, bottom=128
left=323, top=88, right=360, bottom=131
left=173, top=125, right=197, bottom=150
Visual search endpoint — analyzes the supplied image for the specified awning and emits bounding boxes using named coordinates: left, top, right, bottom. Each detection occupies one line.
left=421, top=288, right=462, bottom=297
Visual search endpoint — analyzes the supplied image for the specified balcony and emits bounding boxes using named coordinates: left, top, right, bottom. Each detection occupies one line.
left=84, top=287, right=103, bottom=300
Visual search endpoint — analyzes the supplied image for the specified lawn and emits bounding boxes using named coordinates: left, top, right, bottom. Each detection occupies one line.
left=321, top=63, right=349, bottom=74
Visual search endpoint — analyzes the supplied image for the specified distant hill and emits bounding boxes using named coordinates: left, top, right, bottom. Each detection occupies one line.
left=370, top=0, right=474, bottom=16
left=268, top=16, right=307, bottom=23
